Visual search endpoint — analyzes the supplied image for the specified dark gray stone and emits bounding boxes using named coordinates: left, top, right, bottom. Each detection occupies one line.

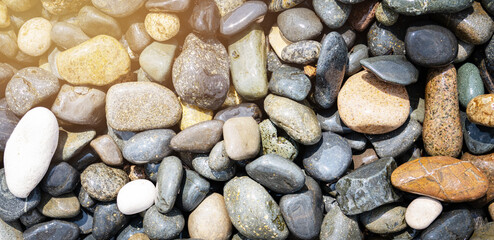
left=269, top=65, right=311, bottom=101
left=317, top=109, right=353, bottom=134
left=461, top=111, right=494, bottom=155
left=143, top=206, right=184, bottom=240
left=23, top=220, right=79, bottom=240
left=346, top=44, right=368, bottom=76
left=122, top=129, right=175, bottom=164
left=156, top=156, right=183, bottom=214
left=68, top=147, right=99, bottom=172
left=0, top=99, right=19, bottom=152
left=219, top=1, right=268, bottom=36
left=68, top=209, right=93, bottom=235
left=281, top=40, right=321, bottom=65
left=483, top=0, right=494, bottom=15
left=421, top=209, right=474, bottom=240
left=192, top=156, right=235, bottom=181
left=343, top=132, right=367, bottom=151
left=367, top=22, right=406, bottom=56
left=314, top=0, right=351, bottom=29
left=315, top=32, right=348, bottom=109
left=277, top=8, right=323, bottom=42
left=117, top=218, right=145, bottom=240
left=335, top=157, right=401, bottom=215
left=92, top=202, right=128, bottom=240
left=383, top=0, right=473, bottom=16
left=188, top=0, right=220, bottom=36
left=19, top=209, right=46, bottom=229
left=320, top=199, right=363, bottom=240
left=0, top=169, right=40, bottom=222
left=366, top=118, right=422, bottom=158
left=303, top=131, right=352, bottom=182
left=361, top=55, right=419, bottom=85
left=246, top=154, right=305, bottom=193
left=41, top=162, right=79, bottom=197
left=208, top=141, right=232, bottom=172
left=178, top=169, right=210, bottom=212
left=145, top=162, right=160, bottom=183
left=78, top=187, right=96, bottom=210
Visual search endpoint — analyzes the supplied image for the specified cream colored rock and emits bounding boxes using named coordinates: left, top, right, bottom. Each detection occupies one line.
left=17, top=17, right=52, bottom=57
left=188, top=193, right=232, bottom=240
left=268, top=24, right=293, bottom=59
left=56, top=35, right=130, bottom=86
left=4, top=107, right=59, bottom=198
left=405, top=196, right=443, bottom=230
left=0, top=2, right=10, bottom=28
left=2, top=0, right=37, bottom=12
left=214, top=0, right=245, bottom=16
left=223, top=117, right=260, bottom=160
left=144, top=13, right=180, bottom=42
left=117, top=179, right=157, bottom=215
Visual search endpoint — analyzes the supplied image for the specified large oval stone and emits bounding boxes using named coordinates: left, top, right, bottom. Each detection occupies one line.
left=223, top=176, right=289, bottom=240
left=338, top=70, right=410, bottom=134
left=122, top=129, right=175, bottom=164
left=56, top=35, right=130, bottom=86
left=80, top=163, right=129, bottom=201
left=155, top=156, right=183, bottom=214
left=4, top=107, right=58, bottom=198
left=391, top=156, right=488, bottom=202
left=383, top=0, right=473, bottom=16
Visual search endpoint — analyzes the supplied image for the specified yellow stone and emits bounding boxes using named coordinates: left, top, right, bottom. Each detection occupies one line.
left=40, top=0, right=90, bottom=15
left=56, top=35, right=131, bottom=86
left=0, top=2, right=10, bottom=28
left=221, top=85, right=243, bottom=109
left=144, top=13, right=180, bottom=42
left=17, top=17, right=52, bottom=57
left=2, top=0, right=37, bottom=12
left=180, top=99, right=214, bottom=130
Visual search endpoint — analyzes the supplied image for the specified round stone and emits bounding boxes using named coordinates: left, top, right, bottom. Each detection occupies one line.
left=80, top=163, right=129, bottom=201
left=117, top=179, right=156, bottom=215
left=458, top=63, right=484, bottom=108
left=91, top=0, right=145, bottom=17
left=223, top=117, right=260, bottom=161
left=405, top=197, right=443, bottom=230
left=17, top=17, right=52, bottom=57
left=143, top=206, right=184, bottom=240
left=40, top=162, right=79, bottom=196
left=313, top=0, right=351, bottom=29
left=123, top=129, right=175, bottom=164
left=145, top=13, right=180, bottom=42
left=268, top=65, right=311, bottom=101
left=277, top=8, right=323, bottom=42
left=188, top=193, right=232, bottom=240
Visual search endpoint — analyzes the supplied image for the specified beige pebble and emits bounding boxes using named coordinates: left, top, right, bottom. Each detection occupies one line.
left=188, top=193, right=232, bottom=240
left=41, top=0, right=90, bottom=15
left=90, top=135, right=123, bottom=166
left=2, top=0, right=37, bottom=12
left=223, top=117, right=260, bottom=160
left=405, top=196, right=443, bottom=230
left=17, top=17, right=52, bottom=57
left=268, top=24, right=293, bottom=59
left=144, top=13, right=180, bottom=42
left=0, top=2, right=10, bottom=28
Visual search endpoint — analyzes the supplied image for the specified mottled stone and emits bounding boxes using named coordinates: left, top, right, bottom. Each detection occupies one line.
left=37, top=193, right=80, bottom=218
left=123, top=129, right=175, bottom=164
left=91, top=0, right=145, bottom=17
left=467, top=94, right=494, bottom=128
left=189, top=0, right=220, bottom=36
left=143, top=206, right=184, bottom=240
left=346, top=44, right=368, bottom=76
left=192, top=156, right=235, bottom=181
left=23, top=220, right=79, bottom=240
left=423, top=65, right=463, bottom=157
left=348, top=0, right=378, bottom=32
left=139, top=40, right=178, bottom=85
left=338, top=70, right=410, bottom=134
left=117, top=179, right=156, bottom=215
left=376, top=2, right=399, bottom=26
left=188, top=193, right=232, bottom=240
left=170, top=120, right=223, bottom=153
left=268, top=24, right=293, bottom=58
left=81, top=163, right=129, bottom=201
left=93, top=202, right=128, bottom=240
left=391, top=156, right=488, bottom=202
left=461, top=152, right=494, bottom=205
left=471, top=222, right=494, bottom=240
left=281, top=40, right=321, bottom=65
left=320, top=199, right=363, bottom=240
left=264, top=94, right=321, bottom=145
left=146, top=0, right=191, bottom=12
left=361, top=55, right=419, bottom=85
left=214, top=103, right=262, bottom=123
left=259, top=119, right=298, bottom=161
left=0, top=169, right=40, bottom=222
left=336, top=157, right=401, bottom=215
left=420, top=209, right=474, bottom=240
left=78, top=187, right=95, bottom=210
left=383, top=0, right=473, bottom=16
left=313, top=0, right=351, bottom=29
left=106, top=82, right=181, bottom=131
left=155, top=156, right=183, bottom=214
left=6, top=67, right=60, bottom=116
left=268, top=0, right=305, bottom=12
left=17, top=17, right=52, bottom=57
left=180, top=100, right=213, bottom=130
left=303, top=131, right=352, bottom=182
left=366, top=119, right=422, bottom=158
left=367, top=22, right=406, bottom=56
left=228, top=24, right=268, bottom=101
left=56, top=35, right=130, bottom=86
left=41, top=162, right=79, bottom=196
left=172, top=33, right=229, bottom=110
left=278, top=8, right=322, bottom=42
left=269, top=65, right=310, bottom=101
left=90, top=135, right=123, bottom=166
left=223, top=176, right=289, bottom=240
left=178, top=169, right=210, bottom=212
left=219, top=1, right=267, bottom=36
left=458, top=63, right=484, bottom=108
left=461, top=111, right=494, bottom=155
left=144, top=13, right=180, bottom=41
left=405, top=196, right=442, bottom=230
left=361, top=204, right=407, bottom=234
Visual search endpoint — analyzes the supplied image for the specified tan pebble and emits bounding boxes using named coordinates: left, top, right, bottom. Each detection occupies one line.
left=221, top=85, right=243, bottom=108
left=17, top=17, right=52, bottom=57
left=268, top=24, right=292, bottom=59
left=2, top=0, right=37, bottom=12
left=466, top=94, right=494, bottom=127
left=180, top=99, right=213, bottom=130
left=41, top=0, right=90, bottom=15
left=0, top=2, right=10, bottom=28
left=144, top=13, right=180, bottom=42
left=405, top=197, right=442, bottom=230
left=188, top=193, right=232, bottom=240
left=223, top=117, right=261, bottom=160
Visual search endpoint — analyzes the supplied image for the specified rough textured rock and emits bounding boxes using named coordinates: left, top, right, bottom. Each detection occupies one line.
left=80, top=163, right=129, bottom=202
left=320, top=199, right=363, bottom=240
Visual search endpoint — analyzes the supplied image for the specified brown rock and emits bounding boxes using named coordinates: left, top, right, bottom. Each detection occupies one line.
left=188, top=193, right=232, bottom=240
left=90, top=135, right=123, bottom=166
left=125, top=23, right=152, bottom=53
left=348, top=0, right=378, bottom=32
left=170, top=120, right=224, bottom=153
left=123, top=165, right=147, bottom=181
left=423, top=65, right=463, bottom=157
left=461, top=152, right=494, bottom=205
left=466, top=94, right=494, bottom=127
left=37, top=193, right=80, bottom=218
left=353, top=148, right=379, bottom=169
left=223, top=117, right=260, bottom=161
left=489, top=201, right=494, bottom=220
left=391, top=156, right=488, bottom=202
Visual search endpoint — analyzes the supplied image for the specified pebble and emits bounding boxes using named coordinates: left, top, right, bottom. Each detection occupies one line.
left=268, top=24, right=293, bottom=58
left=6, top=67, right=60, bottom=116
left=93, top=202, right=128, bottom=240
left=155, top=156, right=183, bottom=214
left=313, top=0, right=351, bottom=29
left=68, top=209, right=93, bottom=235
left=117, top=180, right=156, bottom=215
left=461, top=111, right=494, bottom=155
left=56, top=35, right=130, bottom=86
left=470, top=222, right=494, bottom=240
left=123, top=129, right=175, bottom=164
left=4, top=107, right=58, bottom=198
left=23, top=220, right=79, bottom=240
left=0, top=30, right=18, bottom=59
left=78, top=187, right=95, bottom=210
left=228, top=24, right=268, bottom=101
left=172, top=33, right=229, bottom=110
left=462, top=152, right=494, bottom=205
left=405, top=196, right=442, bottom=230
left=40, top=162, right=79, bottom=197
left=192, top=155, right=236, bottom=181
left=405, top=24, right=458, bottom=67
left=220, top=1, right=267, bottom=36
left=0, top=2, right=10, bottom=28
left=455, top=40, right=475, bottom=63
left=214, top=0, right=245, bottom=16
left=352, top=148, right=379, bottom=169
left=277, top=8, right=322, bottom=42
left=346, top=44, right=368, bottom=76
left=343, top=132, right=367, bottom=151
left=92, top=0, right=145, bottom=17
left=125, top=23, right=152, bottom=54
left=366, top=118, right=422, bottom=158
left=170, top=120, right=223, bottom=153
left=375, top=2, right=398, bottom=26
left=0, top=217, right=22, bottom=239
left=458, top=63, right=484, bottom=108
left=223, top=176, right=289, bottom=240
left=144, top=13, right=180, bottom=42
left=423, top=65, right=463, bottom=157
left=361, top=55, right=419, bottom=85
left=51, top=84, right=106, bottom=126
left=208, top=141, right=232, bottom=171
left=348, top=0, right=378, bottom=32
left=90, top=135, right=123, bottom=166
left=336, top=157, right=401, bottom=215
left=367, top=22, right=406, bottom=56
left=314, top=31, right=348, bottom=109
left=37, top=193, right=80, bottom=219
left=180, top=100, right=214, bottom=130
left=281, top=40, right=321, bottom=65
left=17, top=17, right=52, bottom=57
left=188, top=193, right=232, bottom=240
left=420, top=209, right=474, bottom=240
left=383, top=0, right=473, bottom=15
left=40, top=0, right=88, bottom=15
left=78, top=6, right=122, bottom=39
left=320, top=199, right=363, bottom=240
left=317, top=110, right=352, bottom=134
left=19, top=209, right=45, bottom=229
left=139, top=40, right=178, bottom=85
left=303, top=131, right=352, bottom=182
left=467, top=94, right=494, bottom=127
left=0, top=169, right=40, bottom=222
left=361, top=204, right=407, bottom=234
left=116, top=218, right=145, bottom=240
left=214, top=103, right=262, bottom=123
left=264, top=94, right=321, bottom=145
left=178, top=169, right=210, bottom=212
left=81, top=163, right=129, bottom=201
left=338, top=70, right=410, bottom=134
left=223, top=117, right=260, bottom=160
left=268, top=0, right=305, bottom=12
left=146, top=0, right=191, bottom=12
left=269, top=65, right=310, bottom=102
left=391, top=156, right=488, bottom=202
left=259, top=119, right=298, bottom=161
left=189, top=0, right=220, bottom=36
left=143, top=206, right=184, bottom=240
left=106, top=82, right=181, bottom=131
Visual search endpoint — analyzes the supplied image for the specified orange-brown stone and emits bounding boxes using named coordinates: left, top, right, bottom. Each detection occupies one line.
left=461, top=152, right=494, bottom=206
left=391, top=156, right=488, bottom=202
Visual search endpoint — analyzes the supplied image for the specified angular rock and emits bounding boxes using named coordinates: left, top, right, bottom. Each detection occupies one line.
left=81, top=163, right=129, bottom=201
left=320, top=199, right=363, bottom=240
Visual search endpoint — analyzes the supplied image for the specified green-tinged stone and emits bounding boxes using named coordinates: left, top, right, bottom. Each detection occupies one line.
left=259, top=119, right=298, bottom=161
left=458, top=63, right=485, bottom=108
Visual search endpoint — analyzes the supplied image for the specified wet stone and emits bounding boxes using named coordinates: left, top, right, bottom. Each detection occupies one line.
left=40, top=162, right=79, bottom=197
left=361, top=55, right=419, bottom=85
left=0, top=168, right=40, bottom=222
left=281, top=40, right=321, bottom=65
left=143, top=206, right=184, bottom=240
left=420, top=209, right=474, bottom=240
left=123, top=129, right=175, bottom=164
left=92, top=202, right=128, bottom=240
left=367, top=22, right=406, bottom=56
left=269, top=65, right=311, bottom=101
left=313, top=0, right=351, bottom=29
left=461, top=112, right=494, bottom=155
left=23, top=220, right=79, bottom=240
left=458, top=62, right=484, bottom=108
left=455, top=40, right=475, bottom=63
left=178, top=169, right=210, bottom=212
left=347, top=44, right=369, bottom=77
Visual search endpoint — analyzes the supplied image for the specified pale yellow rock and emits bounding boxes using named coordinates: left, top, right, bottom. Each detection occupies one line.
left=17, top=17, right=52, bottom=57
left=2, top=0, right=37, bottom=12
left=0, top=2, right=10, bottom=28
left=214, top=0, right=245, bottom=16
left=180, top=99, right=213, bottom=131
left=144, top=13, right=180, bottom=42
left=268, top=24, right=293, bottom=59
left=56, top=35, right=131, bottom=86
left=39, top=62, right=51, bottom=72
left=221, top=85, right=243, bottom=108
left=40, top=0, right=90, bottom=15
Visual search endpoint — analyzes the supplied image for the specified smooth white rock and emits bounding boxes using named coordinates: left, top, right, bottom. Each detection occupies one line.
left=405, top=196, right=443, bottom=230
left=4, top=107, right=59, bottom=198
left=117, top=179, right=157, bottom=215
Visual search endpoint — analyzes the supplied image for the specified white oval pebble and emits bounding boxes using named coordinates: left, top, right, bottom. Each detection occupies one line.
left=405, top=196, right=443, bottom=230
left=117, top=179, right=157, bottom=215
left=17, top=17, right=52, bottom=57
left=4, top=107, right=59, bottom=198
